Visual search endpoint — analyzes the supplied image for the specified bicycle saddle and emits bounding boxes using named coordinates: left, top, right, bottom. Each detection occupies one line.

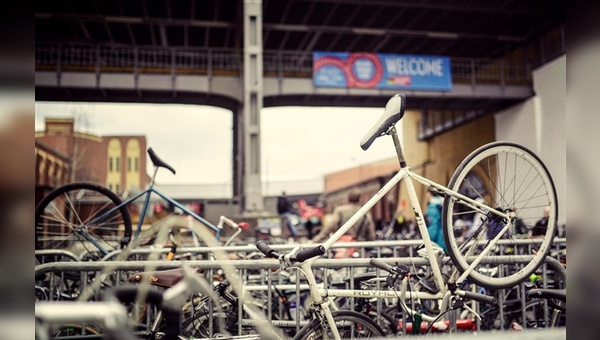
left=147, top=148, right=176, bottom=174
left=360, top=93, right=406, bottom=151
left=526, top=288, right=566, bottom=302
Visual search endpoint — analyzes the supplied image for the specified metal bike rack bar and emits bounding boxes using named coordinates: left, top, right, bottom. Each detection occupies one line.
left=36, top=255, right=563, bottom=276
left=35, top=249, right=81, bottom=263
left=95, top=238, right=566, bottom=261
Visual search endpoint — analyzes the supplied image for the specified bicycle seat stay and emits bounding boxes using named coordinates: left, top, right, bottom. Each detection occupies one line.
left=148, top=148, right=176, bottom=174
left=360, top=93, right=406, bottom=151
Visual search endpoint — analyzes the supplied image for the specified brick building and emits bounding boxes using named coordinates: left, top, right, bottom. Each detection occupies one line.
left=35, top=118, right=149, bottom=196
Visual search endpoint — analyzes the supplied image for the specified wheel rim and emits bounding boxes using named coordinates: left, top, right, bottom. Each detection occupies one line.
left=445, top=144, right=557, bottom=287
left=36, top=187, right=127, bottom=255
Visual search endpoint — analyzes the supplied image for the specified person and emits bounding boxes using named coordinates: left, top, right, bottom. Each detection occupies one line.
left=391, top=208, right=411, bottom=235
left=312, top=189, right=376, bottom=257
left=465, top=197, right=486, bottom=239
left=509, top=206, right=528, bottom=236
left=530, top=206, right=550, bottom=237
left=277, top=191, right=298, bottom=240
left=425, top=189, right=447, bottom=253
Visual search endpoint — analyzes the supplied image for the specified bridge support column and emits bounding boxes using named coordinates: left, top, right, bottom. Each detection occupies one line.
left=242, top=0, right=264, bottom=212
left=232, top=104, right=244, bottom=205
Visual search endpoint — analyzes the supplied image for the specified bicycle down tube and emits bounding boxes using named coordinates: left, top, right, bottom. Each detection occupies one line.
left=309, top=167, right=448, bottom=293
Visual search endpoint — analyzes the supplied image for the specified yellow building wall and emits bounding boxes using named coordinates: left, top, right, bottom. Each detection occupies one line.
left=397, top=111, right=496, bottom=213
left=106, top=138, right=122, bottom=193
left=125, top=138, right=141, bottom=190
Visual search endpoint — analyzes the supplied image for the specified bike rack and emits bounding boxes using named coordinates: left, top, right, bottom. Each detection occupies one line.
left=92, top=238, right=566, bottom=262
left=35, top=249, right=81, bottom=263
left=35, top=253, right=566, bottom=335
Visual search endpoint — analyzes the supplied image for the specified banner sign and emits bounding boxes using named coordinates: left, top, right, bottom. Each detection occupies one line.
left=313, top=52, right=452, bottom=91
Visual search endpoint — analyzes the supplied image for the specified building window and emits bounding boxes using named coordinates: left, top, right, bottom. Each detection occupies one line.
left=115, top=184, right=120, bottom=193
left=127, top=157, right=131, bottom=172
left=109, top=183, right=113, bottom=191
left=134, top=158, right=139, bottom=171
left=116, top=157, right=120, bottom=171
left=109, top=158, right=113, bottom=172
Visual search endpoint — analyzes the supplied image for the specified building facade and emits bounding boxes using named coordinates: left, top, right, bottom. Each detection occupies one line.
left=35, top=118, right=149, bottom=195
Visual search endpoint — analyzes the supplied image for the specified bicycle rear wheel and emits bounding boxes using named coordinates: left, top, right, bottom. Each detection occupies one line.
left=35, top=182, right=132, bottom=257
left=294, top=310, right=387, bottom=339
left=442, top=142, right=558, bottom=289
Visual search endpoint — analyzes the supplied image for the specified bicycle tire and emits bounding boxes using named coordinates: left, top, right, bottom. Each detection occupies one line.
left=367, top=309, right=398, bottom=335
left=35, top=182, right=132, bottom=255
left=442, top=142, right=558, bottom=289
left=182, top=311, right=231, bottom=338
left=52, top=323, right=103, bottom=336
left=293, top=310, right=387, bottom=340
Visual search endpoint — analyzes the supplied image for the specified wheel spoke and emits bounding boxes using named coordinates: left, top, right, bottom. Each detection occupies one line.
left=444, top=143, right=557, bottom=288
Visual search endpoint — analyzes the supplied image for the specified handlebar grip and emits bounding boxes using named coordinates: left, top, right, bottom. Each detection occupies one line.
left=256, top=241, right=278, bottom=258
left=294, top=245, right=326, bottom=262
left=370, top=258, right=395, bottom=273
left=460, top=291, right=498, bottom=305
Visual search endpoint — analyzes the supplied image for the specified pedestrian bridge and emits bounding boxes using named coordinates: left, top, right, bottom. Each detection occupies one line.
left=36, top=44, right=533, bottom=112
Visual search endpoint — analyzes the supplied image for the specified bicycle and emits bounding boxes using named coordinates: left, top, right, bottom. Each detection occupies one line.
left=254, top=93, right=558, bottom=339
left=35, top=148, right=230, bottom=257
left=36, top=265, right=268, bottom=340
left=526, top=288, right=566, bottom=328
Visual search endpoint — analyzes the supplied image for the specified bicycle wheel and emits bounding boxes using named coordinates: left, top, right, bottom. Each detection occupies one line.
left=52, top=323, right=102, bottom=336
left=182, top=311, right=231, bottom=338
left=35, top=182, right=132, bottom=256
left=442, top=142, right=558, bottom=289
left=294, top=310, right=387, bottom=340
left=367, top=309, right=398, bottom=335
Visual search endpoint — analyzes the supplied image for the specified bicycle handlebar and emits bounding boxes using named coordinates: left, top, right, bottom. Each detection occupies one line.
left=369, top=258, right=395, bottom=273
left=370, top=258, right=496, bottom=305
left=456, top=290, right=498, bottom=305
left=256, top=241, right=279, bottom=258
left=255, top=241, right=326, bottom=263
left=295, top=245, right=327, bottom=262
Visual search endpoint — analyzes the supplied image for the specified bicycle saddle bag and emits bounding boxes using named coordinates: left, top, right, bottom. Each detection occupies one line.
left=129, top=267, right=201, bottom=288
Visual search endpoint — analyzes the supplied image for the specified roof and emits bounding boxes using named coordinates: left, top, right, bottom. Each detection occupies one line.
left=36, top=0, right=564, bottom=60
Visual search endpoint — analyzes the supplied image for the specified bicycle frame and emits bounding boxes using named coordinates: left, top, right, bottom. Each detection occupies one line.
left=78, top=166, right=222, bottom=256
left=292, top=127, right=513, bottom=339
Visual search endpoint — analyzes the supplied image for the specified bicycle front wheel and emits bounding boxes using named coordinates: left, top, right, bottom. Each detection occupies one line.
left=442, top=142, right=558, bottom=289
left=35, top=182, right=132, bottom=257
left=294, top=310, right=387, bottom=340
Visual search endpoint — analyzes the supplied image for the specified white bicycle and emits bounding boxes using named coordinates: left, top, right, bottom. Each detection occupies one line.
left=256, top=93, right=558, bottom=339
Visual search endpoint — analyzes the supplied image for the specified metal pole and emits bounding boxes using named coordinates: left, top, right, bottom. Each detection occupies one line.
left=242, top=0, right=264, bottom=212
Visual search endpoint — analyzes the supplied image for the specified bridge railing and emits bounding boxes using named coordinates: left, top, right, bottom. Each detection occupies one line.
left=36, top=44, right=532, bottom=86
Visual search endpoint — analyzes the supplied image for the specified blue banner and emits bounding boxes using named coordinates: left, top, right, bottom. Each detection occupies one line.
left=313, top=52, right=452, bottom=91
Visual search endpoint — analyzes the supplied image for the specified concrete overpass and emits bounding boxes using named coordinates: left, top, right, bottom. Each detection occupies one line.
left=36, top=45, right=534, bottom=110
left=35, top=0, right=565, bottom=213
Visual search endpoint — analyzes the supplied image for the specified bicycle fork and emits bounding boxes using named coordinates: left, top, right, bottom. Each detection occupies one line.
left=300, top=262, right=342, bottom=340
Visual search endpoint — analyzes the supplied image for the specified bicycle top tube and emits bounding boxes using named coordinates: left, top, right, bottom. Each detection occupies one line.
left=150, top=188, right=220, bottom=233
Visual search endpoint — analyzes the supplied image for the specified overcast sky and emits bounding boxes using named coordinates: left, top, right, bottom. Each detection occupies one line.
left=35, top=102, right=402, bottom=193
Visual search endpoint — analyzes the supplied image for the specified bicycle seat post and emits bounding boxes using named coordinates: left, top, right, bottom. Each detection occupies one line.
left=389, top=126, right=407, bottom=168
left=149, top=165, right=159, bottom=188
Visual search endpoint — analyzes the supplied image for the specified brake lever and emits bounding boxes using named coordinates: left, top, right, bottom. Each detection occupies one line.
left=385, top=263, right=409, bottom=287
